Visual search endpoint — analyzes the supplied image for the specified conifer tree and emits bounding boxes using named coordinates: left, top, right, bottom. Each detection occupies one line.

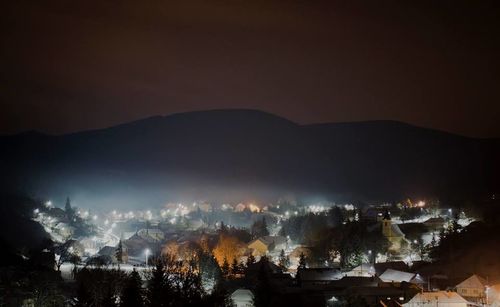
left=147, top=260, right=169, bottom=307
left=298, top=252, right=307, bottom=269
left=246, top=254, right=256, bottom=267
left=278, top=249, right=290, bottom=271
left=221, top=257, right=230, bottom=278
left=121, top=270, right=144, bottom=307
left=231, top=258, right=239, bottom=276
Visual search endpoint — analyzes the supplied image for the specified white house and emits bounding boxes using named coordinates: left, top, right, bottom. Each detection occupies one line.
left=403, top=291, right=468, bottom=307
left=455, top=274, right=488, bottom=303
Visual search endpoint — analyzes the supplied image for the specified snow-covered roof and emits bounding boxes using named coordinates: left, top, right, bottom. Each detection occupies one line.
left=346, top=263, right=376, bottom=277
left=297, top=268, right=342, bottom=281
left=250, top=236, right=286, bottom=247
left=391, top=224, right=405, bottom=237
left=379, top=268, right=415, bottom=283
left=98, top=246, right=117, bottom=256
left=456, top=274, right=488, bottom=289
left=231, top=289, right=253, bottom=307
left=405, top=291, right=467, bottom=305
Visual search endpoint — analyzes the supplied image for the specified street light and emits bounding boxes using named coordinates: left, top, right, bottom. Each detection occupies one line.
left=145, top=248, right=151, bottom=267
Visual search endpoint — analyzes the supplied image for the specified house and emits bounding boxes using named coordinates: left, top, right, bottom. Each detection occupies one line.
left=245, top=258, right=282, bottom=280
left=403, top=291, right=468, bottom=307
left=374, top=261, right=409, bottom=276
left=381, top=211, right=406, bottom=251
left=361, top=207, right=384, bottom=222
left=297, top=268, right=342, bottom=287
left=137, top=228, right=164, bottom=242
left=343, top=285, right=418, bottom=306
left=380, top=269, right=416, bottom=283
left=97, top=246, right=118, bottom=262
left=97, top=245, right=128, bottom=263
left=488, top=284, right=500, bottom=307
left=124, top=233, right=157, bottom=256
left=345, top=263, right=376, bottom=277
left=423, top=217, right=446, bottom=231
left=455, top=274, right=488, bottom=303
left=231, top=289, right=254, bottom=307
left=247, top=236, right=286, bottom=256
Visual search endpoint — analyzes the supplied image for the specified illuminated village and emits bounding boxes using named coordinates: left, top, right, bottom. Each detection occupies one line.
left=20, top=196, right=498, bottom=307
left=3, top=0, right=500, bottom=306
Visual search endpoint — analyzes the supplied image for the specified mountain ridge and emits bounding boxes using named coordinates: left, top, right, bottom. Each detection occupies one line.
left=1, top=109, right=498, bottom=208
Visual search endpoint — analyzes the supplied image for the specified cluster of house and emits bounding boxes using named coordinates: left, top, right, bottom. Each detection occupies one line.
left=93, top=228, right=292, bottom=266
left=229, top=259, right=500, bottom=307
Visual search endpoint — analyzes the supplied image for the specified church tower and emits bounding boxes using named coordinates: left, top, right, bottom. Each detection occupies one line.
left=382, top=210, right=392, bottom=237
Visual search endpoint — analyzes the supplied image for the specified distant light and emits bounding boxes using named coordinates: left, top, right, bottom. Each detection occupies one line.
left=249, top=204, right=260, bottom=213
left=33, top=208, right=39, bottom=214
left=93, top=215, right=98, bottom=221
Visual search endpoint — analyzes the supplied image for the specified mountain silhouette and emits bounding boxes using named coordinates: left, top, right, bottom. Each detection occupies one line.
left=1, top=109, right=498, bottom=208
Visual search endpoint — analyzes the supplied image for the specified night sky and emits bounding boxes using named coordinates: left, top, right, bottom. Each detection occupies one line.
left=2, top=0, right=500, bottom=137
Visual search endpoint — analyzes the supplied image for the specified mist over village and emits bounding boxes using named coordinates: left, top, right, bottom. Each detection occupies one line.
left=2, top=1, right=500, bottom=307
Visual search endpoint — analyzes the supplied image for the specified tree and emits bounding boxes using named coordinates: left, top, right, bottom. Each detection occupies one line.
left=75, top=277, right=92, bottom=307
left=278, top=249, right=290, bottom=271
left=121, top=270, right=144, bottom=307
left=327, top=206, right=344, bottom=227
left=213, top=234, right=244, bottom=266
left=253, top=257, right=273, bottom=307
left=231, top=258, right=240, bottom=276
left=146, top=261, right=169, bottom=307
left=102, top=284, right=118, bottom=307
left=178, top=266, right=204, bottom=305
left=69, top=254, right=81, bottom=279
left=198, top=251, right=222, bottom=293
left=221, top=258, right=230, bottom=278
left=209, top=279, right=235, bottom=307
left=251, top=218, right=269, bottom=238
left=298, top=252, right=307, bottom=269
left=430, top=232, right=438, bottom=248
left=246, top=254, right=256, bottom=267
left=74, top=267, right=127, bottom=307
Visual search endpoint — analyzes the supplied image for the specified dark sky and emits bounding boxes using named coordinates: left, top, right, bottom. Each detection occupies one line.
left=2, top=0, right=500, bottom=137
